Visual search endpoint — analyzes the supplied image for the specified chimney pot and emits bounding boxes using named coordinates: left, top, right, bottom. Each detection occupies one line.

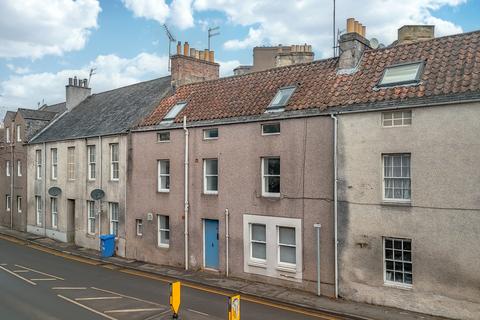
left=176, top=41, right=181, bottom=55
left=84, top=79, right=88, bottom=87
left=68, top=78, right=73, bottom=85
left=73, top=76, right=78, bottom=86
left=199, top=50, right=205, bottom=60
left=184, top=42, right=190, bottom=56
left=355, top=22, right=362, bottom=35
left=362, top=26, right=366, bottom=37
left=347, top=18, right=355, bottom=33
left=209, top=50, right=215, bottom=62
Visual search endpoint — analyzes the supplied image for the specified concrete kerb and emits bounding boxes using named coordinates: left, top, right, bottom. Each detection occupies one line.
left=0, top=229, right=444, bottom=320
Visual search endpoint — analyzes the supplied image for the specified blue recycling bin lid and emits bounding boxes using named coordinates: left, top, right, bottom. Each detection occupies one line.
left=99, top=234, right=115, bottom=240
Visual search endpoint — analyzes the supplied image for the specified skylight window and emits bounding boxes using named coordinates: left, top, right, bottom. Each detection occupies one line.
left=378, top=62, right=423, bottom=87
left=266, top=86, right=296, bottom=112
left=161, top=102, right=187, bottom=124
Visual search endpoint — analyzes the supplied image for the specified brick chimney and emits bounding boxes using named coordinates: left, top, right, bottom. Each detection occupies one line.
left=275, top=44, right=314, bottom=67
left=397, top=25, right=434, bottom=45
left=66, top=76, right=91, bottom=111
left=338, top=18, right=370, bottom=73
left=171, top=41, right=220, bottom=88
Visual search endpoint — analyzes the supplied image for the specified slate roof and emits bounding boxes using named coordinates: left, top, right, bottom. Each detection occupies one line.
left=142, top=30, right=480, bottom=127
left=18, top=108, right=57, bottom=121
left=39, top=102, right=67, bottom=114
left=31, top=76, right=172, bottom=143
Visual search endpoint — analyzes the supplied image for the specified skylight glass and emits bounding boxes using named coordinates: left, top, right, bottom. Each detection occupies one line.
left=161, top=102, right=187, bottom=124
left=267, top=86, right=296, bottom=112
left=378, top=62, right=422, bottom=87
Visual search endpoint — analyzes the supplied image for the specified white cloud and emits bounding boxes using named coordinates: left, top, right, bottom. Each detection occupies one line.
left=0, top=53, right=169, bottom=108
left=6, top=64, right=30, bottom=75
left=194, top=0, right=466, bottom=57
left=0, top=0, right=101, bottom=59
left=218, top=59, right=241, bottom=77
left=122, top=0, right=194, bottom=30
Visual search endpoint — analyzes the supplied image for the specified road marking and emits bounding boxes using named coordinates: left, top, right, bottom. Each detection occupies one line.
left=30, top=278, right=58, bottom=281
left=104, top=308, right=163, bottom=314
left=75, top=297, right=123, bottom=301
left=15, top=264, right=64, bottom=280
left=0, top=234, right=25, bottom=244
left=91, top=287, right=161, bottom=306
left=52, top=287, right=87, bottom=290
left=0, top=265, right=36, bottom=285
left=188, top=309, right=210, bottom=316
left=119, top=268, right=171, bottom=283
left=26, top=244, right=100, bottom=265
left=57, top=294, right=118, bottom=320
left=0, top=263, right=7, bottom=266
left=13, top=270, right=29, bottom=273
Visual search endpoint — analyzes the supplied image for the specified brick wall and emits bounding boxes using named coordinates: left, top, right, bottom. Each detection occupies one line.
left=171, top=54, right=219, bottom=87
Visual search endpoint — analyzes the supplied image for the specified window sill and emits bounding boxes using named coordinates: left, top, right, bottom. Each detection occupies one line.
left=110, top=179, right=119, bottom=182
left=276, top=265, right=297, bottom=273
left=262, top=193, right=281, bottom=199
left=203, top=138, right=218, bottom=141
left=157, top=190, right=170, bottom=194
left=261, top=132, right=280, bottom=136
left=381, top=201, right=412, bottom=207
left=156, top=140, right=170, bottom=143
left=384, top=281, right=412, bottom=290
left=203, top=191, right=218, bottom=196
left=157, top=244, right=170, bottom=250
left=247, top=261, right=267, bottom=269
left=86, top=233, right=96, bottom=239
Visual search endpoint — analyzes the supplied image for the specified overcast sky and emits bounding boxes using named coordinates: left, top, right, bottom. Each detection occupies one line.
left=1, top=0, right=479, bottom=118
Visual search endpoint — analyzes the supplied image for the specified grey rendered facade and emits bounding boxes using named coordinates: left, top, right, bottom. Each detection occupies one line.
left=337, top=102, right=480, bottom=319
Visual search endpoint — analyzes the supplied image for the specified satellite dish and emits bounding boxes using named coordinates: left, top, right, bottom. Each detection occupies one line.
left=370, top=38, right=379, bottom=49
left=48, top=187, right=62, bottom=197
left=90, top=189, right=105, bottom=200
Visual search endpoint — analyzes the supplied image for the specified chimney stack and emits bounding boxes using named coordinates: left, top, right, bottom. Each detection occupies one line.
left=338, top=18, right=370, bottom=72
left=170, top=40, right=220, bottom=87
left=66, top=75, right=91, bottom=111
left=397, top=25, right=434, bottom=45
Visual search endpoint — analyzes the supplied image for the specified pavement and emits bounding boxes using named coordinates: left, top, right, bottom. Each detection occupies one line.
left=0, top=226, right=447, bottom=320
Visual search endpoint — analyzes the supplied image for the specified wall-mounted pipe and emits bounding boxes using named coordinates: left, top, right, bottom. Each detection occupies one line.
left=10, top=123, right=14, bottom=229
left=330, top=114, right=339, bottom=298
left=225, top=208, right=230, bottom=277
left=183, top=116, right=190, bottom=270
left=314, top=223, right=322, bottom=296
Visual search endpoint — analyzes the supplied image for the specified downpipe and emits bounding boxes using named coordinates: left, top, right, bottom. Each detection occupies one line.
left=330, top=113, right=339, bottom=299
left=183, top=116, right=189, bottom=271
left=225, top=208, right=229, bottom=277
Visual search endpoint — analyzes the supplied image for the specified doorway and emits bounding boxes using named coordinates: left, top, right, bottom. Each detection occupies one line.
left=67, top=199, right=75, bottom=243
left=204, top=219, right=219, bottom=269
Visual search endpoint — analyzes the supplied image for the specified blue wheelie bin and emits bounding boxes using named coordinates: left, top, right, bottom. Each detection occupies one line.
left=100, top=234, right=115, bottom=258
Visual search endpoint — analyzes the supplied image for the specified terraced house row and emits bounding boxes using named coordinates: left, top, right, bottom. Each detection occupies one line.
left=1, top=22, right=479, bottom=320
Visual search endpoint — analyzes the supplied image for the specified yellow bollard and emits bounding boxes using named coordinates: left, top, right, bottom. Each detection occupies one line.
left=170, top=281, right=181, bottom=319
left=228, top=295, right=240, bottom=320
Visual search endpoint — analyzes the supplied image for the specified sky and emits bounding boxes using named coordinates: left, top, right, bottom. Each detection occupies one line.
left=0, top=0, right=479, bottom=118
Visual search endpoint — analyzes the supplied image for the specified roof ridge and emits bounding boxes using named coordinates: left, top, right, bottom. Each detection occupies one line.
left=89, top=75, right=171, bottom=97
left=367, top=28, right=480, bottom=53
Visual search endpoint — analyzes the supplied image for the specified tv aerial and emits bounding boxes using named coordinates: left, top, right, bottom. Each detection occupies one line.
left=163, top=24, right=177, bottom=71
left=208, top=26, right=220, bottom=51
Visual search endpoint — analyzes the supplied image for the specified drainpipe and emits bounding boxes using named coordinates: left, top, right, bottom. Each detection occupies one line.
left=183, top=116, right=189, bottom=271
left=330, top=114, right=338, bottom=298
left=98, top=135, right=102, bottom=238
left=43, top=142, right=47, bottom=237
left=10, top=124, right=14, bottom=230
left=225, top=208, right=229, bottom=277
left=314, top=223, right=321, bottom=296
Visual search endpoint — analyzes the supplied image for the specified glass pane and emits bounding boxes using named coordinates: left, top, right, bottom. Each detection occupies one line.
left=403, top=241, right=411, bottom=251
left=158, top=132, right=170, bottom=141
left=403, top=118, right=412, bottom=125
left=394, top=240, right=402, bottom=249
left=385, top=249, right=393, bottom=259
left=205, top=128, right=218, bottom=138
left=395, top=272, right=403, bottom=283
left=393, top=119, right=403, bottom=126
left=394, top=262, right=403, bottom=271
left=381, top=63, right=420, bottom=85
left=386, top=271, right=394, bottom=281
left=164, top=102, right=187, bottom=120
left=279, top=227, right=295, bottom=245
left=161, top=176, right=170, bottom=190
left=160, top=160, right=170, bottom=174
left=385, top=239, right=393, bottom=248
left=404, top=263, right=412, bottom=273
left=404, top=251, right=412, bottom=261
left=161, top=231, right=170, bottom=244
left=206, top=159, right=218, bottom=175
left=404, top=273, right=412, bottom=284
left=280, top=246, right=296, bottom=264
left=394, top=250, right=402, bottom=260
left=206, top=176, right=218, bottom=191
left=160, top=215, right=169, bottom=229
left=266, top=158, right=280, bottom=175
left=266, top=176, right=280, bottom=193
left=252, top=243, right=266, bottom=260
left=383, top=112, right=393, bottom=120
left=251, top=224, right=266, bottom=242
left=262, top=123, right=280, bottom=134
left=386, top=260, right=394, bottom=270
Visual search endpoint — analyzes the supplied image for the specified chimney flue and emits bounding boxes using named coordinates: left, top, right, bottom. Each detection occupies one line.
left=184, top=42, right=190, bottom=56
left=68, top=78, right=73, bottom=86
left=347, top=18, right=355, bottom=33
left=73, top=76, right=78, bottom=86
left=176, top=41, right=181, bottom=55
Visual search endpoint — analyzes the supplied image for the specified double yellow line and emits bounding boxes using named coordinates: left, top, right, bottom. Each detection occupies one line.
left=0, top=233, right=348, bottom=320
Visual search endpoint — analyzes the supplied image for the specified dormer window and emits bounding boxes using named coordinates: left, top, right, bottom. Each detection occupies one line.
left=378, top=62, right=423, bottom=87
left=161, top=102, right=187, bottom=124
left=266, top=86, right=295, bottom=112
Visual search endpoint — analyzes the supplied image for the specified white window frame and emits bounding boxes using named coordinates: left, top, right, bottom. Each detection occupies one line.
left=6, top=195, right=11, bottom=211
left=203, top=128, right=219, bottom=140
left=51, top=148, right=58, bottom=180
left=5, top=127, right=10, bottom=143
left=261, top=157, right=280, bottom=197
left=35, top=150, right=42, bottom=180
left=382, top=110, right=412, bottom=127
left=267, top=86, right=296, bottom=112
left=6, top=160, right=10, bottom=176
left=383, top=154, right=411, bottom=202
left=158, top=215, right=170, bottom=248
left=136, top=219, right=143, bottom=236
left=157, top=131, right=170, bottom=142
left=17, top=196, right=22, bottom=213
left=261, top=123, right=281, bottom=135
left=203, top=158, right=218, bottom=195
left=87, top=145, right=96, bottom=181
left=16, top=125, right=21, bottom=142
left=110, top=143, right=119, bottom=181
left=35, top=196, right=42, bottom=226
left=87, top=201, right=95, bottom=235
left=17, top=160, right=21, bottom=177
left=157, top=160, right=170, bottom=192
left=384, top=237, right=413, bottom=288
left=277, top=226, right=297, bottom=269
left=378, top=62, right=423, bottom=87
left=67, top=147, right=75, bottom=180
left=249, top=223, right=267, bottom=264
left=109, top=202, right=119, bottom=236
left=51, top=197, right=58, bottom=229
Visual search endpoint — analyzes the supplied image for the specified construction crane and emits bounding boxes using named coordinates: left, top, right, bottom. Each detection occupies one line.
left=163, top=24, right=177, bottom=71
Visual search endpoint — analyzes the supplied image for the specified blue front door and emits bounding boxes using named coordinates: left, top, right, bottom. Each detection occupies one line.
left=204, top=219, right=219, bottom=269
